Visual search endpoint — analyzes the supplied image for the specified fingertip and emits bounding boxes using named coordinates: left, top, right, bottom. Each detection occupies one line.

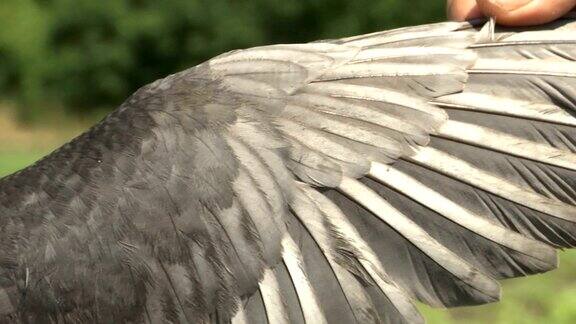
left=448, top=0, right=484, bottom=21
left=476, top=0, right=576, bottom=26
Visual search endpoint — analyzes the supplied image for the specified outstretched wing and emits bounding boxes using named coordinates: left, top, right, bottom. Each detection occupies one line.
left=210, top=19, right=576, bottom=324
left=2, top=18, right=576, bottom=323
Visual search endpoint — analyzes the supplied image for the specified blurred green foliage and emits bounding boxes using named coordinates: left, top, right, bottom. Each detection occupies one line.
left=0, top=151, right=47, bottom=176
left=0, top=0, right=445, bottom=121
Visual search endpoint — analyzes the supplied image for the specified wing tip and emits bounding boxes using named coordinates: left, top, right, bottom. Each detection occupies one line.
left=474, top=271, right=502, bottom=304
left=547, top=248, right=561, bottom=271
left=532, top=242, right=560, bottom=271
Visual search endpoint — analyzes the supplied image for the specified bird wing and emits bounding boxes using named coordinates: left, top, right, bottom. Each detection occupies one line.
left=2, top=18, right=576, bottom=323
left=211, top=18, right=576, bottom=324
left=0, top=69, right=292, bottom=322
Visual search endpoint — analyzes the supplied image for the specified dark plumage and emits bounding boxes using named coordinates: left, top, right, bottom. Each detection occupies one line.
left=2, top=18, right=576, bottom=323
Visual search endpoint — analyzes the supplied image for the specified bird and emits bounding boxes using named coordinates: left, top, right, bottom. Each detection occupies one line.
left=1, top=16, right=576, bottom=323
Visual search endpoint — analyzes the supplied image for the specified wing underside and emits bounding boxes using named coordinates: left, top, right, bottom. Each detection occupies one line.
left=211, top=19, right=576, bottom=324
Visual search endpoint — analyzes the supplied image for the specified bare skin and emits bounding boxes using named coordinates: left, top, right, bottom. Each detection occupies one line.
left=447, top=0, right=576, bottom=26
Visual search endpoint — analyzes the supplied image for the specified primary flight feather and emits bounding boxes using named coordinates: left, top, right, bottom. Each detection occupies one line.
left=1, top=18, right=576, bottom=323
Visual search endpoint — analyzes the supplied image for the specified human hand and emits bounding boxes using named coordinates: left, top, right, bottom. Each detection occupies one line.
left=447, top=0, right=576, bottom=26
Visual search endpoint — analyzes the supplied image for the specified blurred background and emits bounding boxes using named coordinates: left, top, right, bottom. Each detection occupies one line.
left=0, top=0, right=575, bottom=322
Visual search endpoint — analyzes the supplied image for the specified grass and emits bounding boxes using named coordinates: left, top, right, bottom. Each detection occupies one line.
left=0, top=151, right=47, bottom=176
left=1, top=106, right=576, bottom=323
left=0, top=103, right=90, bottom=177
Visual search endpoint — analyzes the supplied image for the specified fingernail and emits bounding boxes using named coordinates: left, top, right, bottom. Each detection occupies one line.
left=488, top=0, right=532, bottom=11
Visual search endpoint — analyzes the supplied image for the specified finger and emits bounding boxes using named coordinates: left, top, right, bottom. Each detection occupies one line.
left=476, top=0, right=576, bottom=26
left=447, top=0, right=484, bottom=21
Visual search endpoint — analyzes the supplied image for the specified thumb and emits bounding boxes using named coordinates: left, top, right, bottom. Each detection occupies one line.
left=476, top=0, right=576, bottom=26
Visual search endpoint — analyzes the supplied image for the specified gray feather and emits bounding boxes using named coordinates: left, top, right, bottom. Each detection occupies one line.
left=4, top=16, right=576, bottom=324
